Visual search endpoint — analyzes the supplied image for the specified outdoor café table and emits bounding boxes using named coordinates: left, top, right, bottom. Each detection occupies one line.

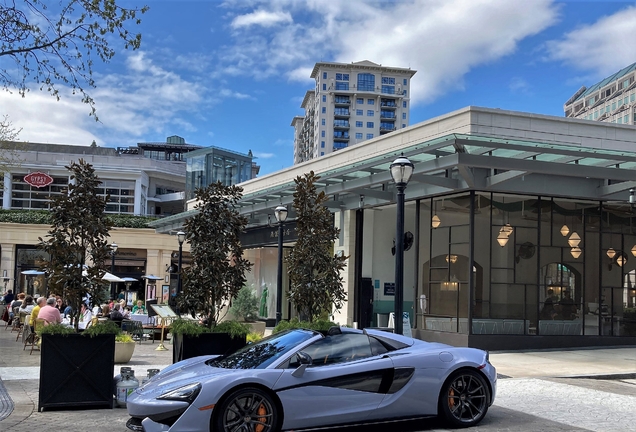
left=130, top=314, right=154, bottom=326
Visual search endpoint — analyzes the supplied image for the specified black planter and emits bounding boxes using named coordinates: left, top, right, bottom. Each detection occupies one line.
left=39, top=333, right=115, bottom=411
left=172, top=333, right=246, bottom=363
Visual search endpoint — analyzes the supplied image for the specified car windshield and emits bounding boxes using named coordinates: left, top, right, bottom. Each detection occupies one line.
left=207, top=329, right=317, bottom=370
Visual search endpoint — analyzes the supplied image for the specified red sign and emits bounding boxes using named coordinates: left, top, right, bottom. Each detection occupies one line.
left=24, top=172, right=54, bottom=188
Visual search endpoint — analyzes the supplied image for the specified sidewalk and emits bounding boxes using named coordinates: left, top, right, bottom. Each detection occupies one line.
left=1, top=322, right=635, bottom=431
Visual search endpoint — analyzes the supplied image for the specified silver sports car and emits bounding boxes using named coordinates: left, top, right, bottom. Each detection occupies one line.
left=127, top=327, right=496, bottom=432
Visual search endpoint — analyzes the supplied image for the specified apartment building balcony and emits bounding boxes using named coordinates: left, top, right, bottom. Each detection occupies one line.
left=334, top=109, right=350, bottom=118
left=380, top=112, right=396, bottom=120
left=380, top=99, right=397, bottom=109
left=334, top=97, right=351, bottom=106
left=333, top=133, right=350, bottom=141
left=333, top=121, right=350, bottom=129
left=380, top=125, right=397, bottom=134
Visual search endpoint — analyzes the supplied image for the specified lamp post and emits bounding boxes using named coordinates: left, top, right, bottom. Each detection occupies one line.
left=390, top=155, right=414, bottom=336
left=177, top=231, right=186, bottom=297
left=110, top=242, right=118, bottom=300
left=274, top=205, right=288, bottom=325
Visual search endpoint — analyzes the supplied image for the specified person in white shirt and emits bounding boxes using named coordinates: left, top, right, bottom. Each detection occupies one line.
left=78, top=302, right=93, bottom=330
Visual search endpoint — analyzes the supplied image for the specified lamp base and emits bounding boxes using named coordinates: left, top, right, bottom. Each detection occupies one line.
left=155, top=343, right=168, bottom=351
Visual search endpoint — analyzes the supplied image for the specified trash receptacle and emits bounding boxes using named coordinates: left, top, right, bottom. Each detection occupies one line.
left=376, top=313, right=389, bottom=327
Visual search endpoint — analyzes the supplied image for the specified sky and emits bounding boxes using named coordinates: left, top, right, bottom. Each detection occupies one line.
left=3, top=0, right=636, bottom=175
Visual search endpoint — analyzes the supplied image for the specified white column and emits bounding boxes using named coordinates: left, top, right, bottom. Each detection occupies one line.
left=3, top=172, right=11, bottom=209
left=1, top=243, right=16, bottom=291
left=134, top=178, right=143, bottom=215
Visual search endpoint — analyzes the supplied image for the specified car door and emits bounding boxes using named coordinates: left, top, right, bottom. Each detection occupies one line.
left=273, top=333, right=395, bottom=430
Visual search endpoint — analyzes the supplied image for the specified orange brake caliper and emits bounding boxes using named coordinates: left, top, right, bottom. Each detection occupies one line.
left=448, top=388, right=455, bottom=408
left=255, top=403, right=267, bottom=432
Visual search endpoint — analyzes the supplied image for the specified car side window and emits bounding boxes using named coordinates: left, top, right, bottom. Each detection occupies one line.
left=303, top=334, right=373, bottom=367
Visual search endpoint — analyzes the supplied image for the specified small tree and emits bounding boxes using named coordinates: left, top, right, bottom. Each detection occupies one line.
left=39, top=159, right=112, bottom=331
left=0, top=115, right=23, bottom=179
left=287, top=171, right=348, bottom=322
left=230, top=286, right=259, bottom=322
left=178, top=182, right=252, bottom=328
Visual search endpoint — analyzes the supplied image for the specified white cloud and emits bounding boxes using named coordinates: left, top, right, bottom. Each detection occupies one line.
left=231, top=10, right=293, bottom=28
left=218, top=0, right=559, bottom=104
left=546, top=6, right=636, bottom=77
left=509, top=77, right=531, bottom=95
left=219, top=88, right=254, bottom=99
left=0, top=51, right=209, bottom=147
left=254, top=152, right=275, bottom=159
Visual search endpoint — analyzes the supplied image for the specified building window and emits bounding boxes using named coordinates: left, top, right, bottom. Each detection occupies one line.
left=321, top=118, right=325, bottom=125
left=403, top=101, right=407, bottom=108
left=367, top=110, right=374, bottom=116
left=403, top=78, right=407, bottom=85
left=321, top=152, right=324, bottom=156
left=402, top=124, right=406, bottom=128
left=322, top=107, right=326, bottom=113
left=322, top=83, right=326, bottom=91
left=355, top=133, right=363, bottom=139
left=321, top=141, right=325, bottom=148
left=366, top=133, right=373, bottom=139
left=321, top=130, right=325, bottom=137
left=335, top=82, right=349, bottom=90
left=631, top=93, right=636, bottom=102
left=334, top=108, right=349, bottom=115
left=356, top=109, right=363, bottom=115
left=335, top=73, right=349, bottom=81
left=367, top=98, right=374, bottom=105
left=625, top=115, right=629, bottom=123
left=356, top=121, right=363, bottom=127
left=381, top=77, right=395, bottom=84
left=322, top=95, right=326, bottom=102
left=323, top=72, right=327, bottom=79
left=381, top=85, right=395, bottom=94
left=357, top=73, right=375, bottom=91
left=403, top=90, right=407, bottom=96
left=367, top=122, right=374, bottom=128
left=402, top=113, right=407, bottom=119
left=356, top=98, right=363, bottom=104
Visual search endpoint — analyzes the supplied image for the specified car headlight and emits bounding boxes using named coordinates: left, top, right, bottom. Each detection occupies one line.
left=157, top=383, right=201, bottom=402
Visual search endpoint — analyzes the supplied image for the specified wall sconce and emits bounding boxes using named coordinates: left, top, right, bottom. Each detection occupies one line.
left=560, top=224, right=570, bottom=237
left=570, top=247, right=582, bottom=259
left=568, top=232, right=581, bottom=247
left=607, top=247, right=616, bottom=259
left=445, top=254, right=458, bottom=264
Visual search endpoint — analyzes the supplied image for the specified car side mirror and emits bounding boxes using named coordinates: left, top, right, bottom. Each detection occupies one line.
left=297, top=351, right=312, bottom=365
left=291, top=351, right=313, bottom=378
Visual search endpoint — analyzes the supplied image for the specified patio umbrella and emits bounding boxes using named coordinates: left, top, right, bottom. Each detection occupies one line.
left=81, top=269, right=126, bottom=283
left=21, top=269, right=45, bottom=275
left=121, top=277, right=138, bottom=283
left=141, top=275, right=163, bottom=281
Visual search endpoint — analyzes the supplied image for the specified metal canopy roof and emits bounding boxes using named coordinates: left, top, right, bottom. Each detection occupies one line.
left=151, top=133, right=636, bottom=234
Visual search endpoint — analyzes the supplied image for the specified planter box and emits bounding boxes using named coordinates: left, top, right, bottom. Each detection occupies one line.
left=39, top=333, right=115, bottom=411
left=114, top=341, right=136, bottom=363
left=172, top=333, right=246, bottom=363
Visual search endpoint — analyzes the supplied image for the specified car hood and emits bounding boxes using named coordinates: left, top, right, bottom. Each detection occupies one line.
left=139, top=355, right=235, bottom=396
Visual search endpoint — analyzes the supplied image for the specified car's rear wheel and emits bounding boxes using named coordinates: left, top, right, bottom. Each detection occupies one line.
left=213, top=387, right=279, bottom=432
left=439, top=369, right=489, bottom=428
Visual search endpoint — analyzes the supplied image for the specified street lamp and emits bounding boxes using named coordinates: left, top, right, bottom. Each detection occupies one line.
left=177, top=231, right=186, bottom=297
left=390, top=155, right=414, bottom=336
left=274, top=205, right=288, bottom=325
left=110, top=242, right=118, bottom=300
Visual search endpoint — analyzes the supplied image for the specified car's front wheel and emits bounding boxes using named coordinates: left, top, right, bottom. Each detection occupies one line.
left=439, top=369, right=490, bottom=428
left=213, top=387, right=279, bottom=432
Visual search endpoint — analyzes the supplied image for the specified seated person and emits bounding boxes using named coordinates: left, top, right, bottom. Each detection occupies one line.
left=110, top=303, right=124, bottom=321
left=540, top=297, right=557, bottom=320
left=558, top=290, right=577, bottom=320
left=131, top=300, right=146, bottom=314
left=29, top=297, right=47, bottom=330
left=37, top=297, right=62, bottom=324
left=18, top=295, right=35, bottom=316
left=78, top=303, right=93, bottom=330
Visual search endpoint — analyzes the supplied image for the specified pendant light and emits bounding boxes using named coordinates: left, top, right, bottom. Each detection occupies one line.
left=570, top=247, right=582, bottom=259
left=497, top=231, right=509, bottom=247
left=617, top=254, right=627, bottom=267
left=607, top=247, right=616, bottom=259
left=568, top=232, right=581, bottom=248
left=501, top=223, right=513, bottom=237
left=431, top=200, right=441, bottom=228
left=631, top=245, right=636, bottom=257
left=560, top=224, right=570, bottom=237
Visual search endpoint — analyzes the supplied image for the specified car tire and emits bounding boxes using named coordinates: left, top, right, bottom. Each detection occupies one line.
left=439, top=369, right=490, bottom=428
left=213, top=387, right=280, bottom=432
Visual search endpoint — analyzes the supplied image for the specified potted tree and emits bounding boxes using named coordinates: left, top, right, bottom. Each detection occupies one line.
left=174, top=182, right=252, bottom=362
left=286, top=172, right=348, bottom=322
left=37, top=160, right=115, bottom=411
left=230, top=285, right=265, bottom=335
left=171, top=318, right=250, bottom=363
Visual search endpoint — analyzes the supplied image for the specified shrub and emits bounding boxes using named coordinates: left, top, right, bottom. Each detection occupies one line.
left=39, top=323, right=75, bottom=335
left=83, top=320, right=121, bottom=337
left=170, top=318, right=210, bottom=336
left=246, top=332, right=263, bottom=343
left=230, top=286, right=259, bottom=322
left=273, top=317, right=338, bottom=334
left=116, top=334, right=134, bottom=343
left=213, top=320, right=251, bottom=339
